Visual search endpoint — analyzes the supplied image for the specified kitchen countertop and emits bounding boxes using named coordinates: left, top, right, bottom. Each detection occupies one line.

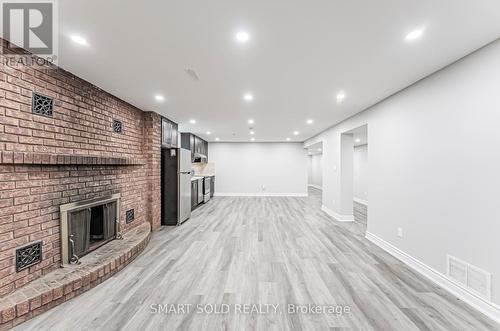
left=190, top=174, right=215, bottom=181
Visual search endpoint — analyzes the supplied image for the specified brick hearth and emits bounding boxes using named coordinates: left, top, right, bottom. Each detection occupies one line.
left=0, top=222, right=151, bottom=330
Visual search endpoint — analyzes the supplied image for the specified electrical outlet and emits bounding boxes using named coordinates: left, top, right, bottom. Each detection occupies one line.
left=397, top=227, right=403, bottom=238
left=261, top=185, right=266, bottom=191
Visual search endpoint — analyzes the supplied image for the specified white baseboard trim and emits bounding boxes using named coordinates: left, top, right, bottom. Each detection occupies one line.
left=214, top=193, right=308, bottom=197
left=353, top=198, right=368, bottom=206
left=308, top=184, right=323, bottom=190
left=321, top=205, right=354, bottom=222
left=365, top=232, right=500, bottom=324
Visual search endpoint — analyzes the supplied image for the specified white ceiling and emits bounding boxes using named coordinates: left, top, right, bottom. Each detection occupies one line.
left=57, top=0, right=500, bottom=142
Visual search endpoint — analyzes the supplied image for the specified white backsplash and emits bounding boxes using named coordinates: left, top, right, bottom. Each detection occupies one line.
left=192, top=162, right=215, bottom=176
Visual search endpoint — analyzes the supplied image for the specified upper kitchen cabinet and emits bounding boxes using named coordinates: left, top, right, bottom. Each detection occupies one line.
left=161, top=117, right=178, bottom=148
left=194, top=135, right=202, bottom=154
left=196, top=137, right=208, bottom=162
left=181, top=133, right=208, bottom=163
left=180, top=132, right=194, bottom=158
left=202, top=139, right=208, bottom=157
left=171, top=122, right=178, bottom=147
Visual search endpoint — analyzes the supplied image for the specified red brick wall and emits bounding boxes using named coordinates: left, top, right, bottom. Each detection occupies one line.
left=143, top=112, right=162, bottom=231
left=0, top=39, right=162, bottom=297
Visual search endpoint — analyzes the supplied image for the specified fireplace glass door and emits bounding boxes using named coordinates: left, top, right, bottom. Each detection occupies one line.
left=67, top=201, right=117, bottom=260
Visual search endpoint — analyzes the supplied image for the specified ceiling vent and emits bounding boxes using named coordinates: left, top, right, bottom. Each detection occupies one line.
left=447, top=255, right=492, bottom=301
left=184, top=68, right=200, bottom=81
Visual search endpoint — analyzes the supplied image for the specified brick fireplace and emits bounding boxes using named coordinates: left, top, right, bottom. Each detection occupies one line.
left=0, top=37, right=161, bottom=303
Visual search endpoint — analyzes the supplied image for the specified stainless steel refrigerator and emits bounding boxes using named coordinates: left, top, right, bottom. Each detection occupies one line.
left=161, top=148, right=192, bottom=225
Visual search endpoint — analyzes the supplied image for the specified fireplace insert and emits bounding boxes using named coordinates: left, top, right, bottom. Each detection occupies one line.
left=60, top=194, right=121, bottom=264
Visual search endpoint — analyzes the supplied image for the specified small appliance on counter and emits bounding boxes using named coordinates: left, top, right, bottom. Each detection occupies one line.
left=161, top=148, right=192, bottom=225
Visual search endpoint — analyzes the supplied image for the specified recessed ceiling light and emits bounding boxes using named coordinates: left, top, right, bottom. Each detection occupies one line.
left=336, top=92, right=345, bottom=103
left=248, top=119, right=255, bottom=124
left=235, top=31, right=250, bottom=43
left=71, top=35, right=88, bottom=46
left=251, top=137, right=255, bottom=142
left=355, top=138, right=361, bottom=143
left=243, top=93, right=253, bottom=102
left=206, top=131, right=211, bottom=135
left=155, top=95, right=165, bottom=102
left=215, top=137, right=220, bottom=141
left=293, top=131, right=299, bottom=136
left=189, top=119, right=196, bottom=124
left=286, top=137, right=291, bottom=141
left=405, top=27, right=425, bottom=41
left=249, top=131, right=255, bottom=135
left=306, top=119, right=314, bottom=125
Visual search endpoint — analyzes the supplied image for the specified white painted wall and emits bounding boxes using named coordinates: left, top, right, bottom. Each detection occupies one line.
left=209, top=142, right=308, bottom=196
left=354, top=145, right=368, bottom=203
left=305, top=39, right=500, bottom=308
left=307, top=154, right=323, bottom=189
left=340, top=134, right=354, bottom=217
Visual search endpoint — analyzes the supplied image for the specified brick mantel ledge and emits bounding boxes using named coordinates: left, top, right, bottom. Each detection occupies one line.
left=0, top=151, right=146, bottom=166
left=0, top=222, right=151, bottom=330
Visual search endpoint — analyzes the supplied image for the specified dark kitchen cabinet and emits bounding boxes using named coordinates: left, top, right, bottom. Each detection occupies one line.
left=161, top=117, right=178, bottom=148
left=181, top=133, right=196, bottom=161
left=161, top=118, right=171, bottom=147
left=171, top=122, right=178, bottom=147
left=194, top=136, right=202, bottom=154
left=201, top=140, right=208, bottom=158
left=181, top=133, right=208, bottom=163
left=210, top=176, right=215, bottom=198
left=189, top=134, right=195, bottom=160
left=194, top=138, right=208, bottom=159
left=191, top=180, right=198, bottom=210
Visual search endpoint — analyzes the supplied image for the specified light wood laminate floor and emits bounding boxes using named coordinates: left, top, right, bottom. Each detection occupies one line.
left=16, top=189, right=498, bottom=330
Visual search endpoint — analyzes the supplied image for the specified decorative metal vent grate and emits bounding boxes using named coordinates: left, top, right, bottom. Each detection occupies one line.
left=16, top=241, right=42, bottom=272
left=126, top=209, right=135, bottom=223
left=113, top=120, right=123, bottom=133
left=32, top=92, right=54, bottom=117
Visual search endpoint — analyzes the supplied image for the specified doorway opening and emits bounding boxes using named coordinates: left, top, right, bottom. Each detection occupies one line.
left=341, top=125, right=368, bottom=233
left=306, top=142, right=323, bottom=202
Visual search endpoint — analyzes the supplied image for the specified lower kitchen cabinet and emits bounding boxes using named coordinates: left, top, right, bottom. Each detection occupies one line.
left=191, top=180, right=198, bottom=210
